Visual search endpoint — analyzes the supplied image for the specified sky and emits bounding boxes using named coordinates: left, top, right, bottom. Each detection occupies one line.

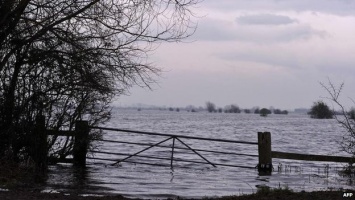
left=116, top=0, right=355, bottom=110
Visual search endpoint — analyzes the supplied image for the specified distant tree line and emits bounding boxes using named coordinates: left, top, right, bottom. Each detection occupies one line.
left=159, top=99, right=352, bottom=121
left=204, top=101, right=288, bottom=116
left=273, top=109, right=289, bottom=115
left=148, top=102, right=292, bottom=117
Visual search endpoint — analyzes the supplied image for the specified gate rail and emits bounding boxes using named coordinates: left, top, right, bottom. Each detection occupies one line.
left=90, top=126, right=258, bottom=145
left=89, top=126, right=259, bottom=170
left=93, top=139, right=259, bottom=157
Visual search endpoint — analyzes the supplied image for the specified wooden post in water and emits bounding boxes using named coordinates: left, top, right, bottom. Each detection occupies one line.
left=34, top=115, right=47, bottom=173
left=258, top=132, right=272, bottom=174
left=73, top=121, right=89, bottom=168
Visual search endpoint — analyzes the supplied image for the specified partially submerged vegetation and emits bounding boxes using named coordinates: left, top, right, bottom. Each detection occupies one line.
left=308, top=101, right=333, bottom=119
left=259, top=108, right=271, bottom=117
left=348, top=108, right=355, bottom=120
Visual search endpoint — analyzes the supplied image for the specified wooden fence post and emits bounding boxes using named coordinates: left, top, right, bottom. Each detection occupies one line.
left=73, top=121, right=89, bottom=168
left=34, top=115, right=47, bottom=173
left=258, top=132, right=272, bottom=174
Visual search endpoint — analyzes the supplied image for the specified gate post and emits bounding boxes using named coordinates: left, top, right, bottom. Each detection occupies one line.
left=258, top=132, right=272, bottom=174
left=73, top=121, right=89, bottom=168
left=34, top=115, right=48, bottom=173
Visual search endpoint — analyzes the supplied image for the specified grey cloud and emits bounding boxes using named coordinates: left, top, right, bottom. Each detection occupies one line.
left=315, top=60, right=355, bottom=76
left=191, top=19, right=239, bottom=41
left=218, top=50, right=303, bottom=69
left=192, top=18, right=326, bottom=43
left=203, top=0, right=355, bottom=16
left=217, top=46, right=355, bottom=75
left=236, top=14, right=297, bottom=25
left=234, top=25, right=325, bottom=43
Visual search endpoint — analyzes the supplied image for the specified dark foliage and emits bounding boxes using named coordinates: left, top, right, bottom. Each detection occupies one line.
left=254, top=108, right=260, bottom=114
left=274, top=109, right=288, bottom=115
left=206, top=101, right=216, bottom=113
left=348, top=108, right=355, bottom=120
left=260, top=108, right=271, bottom=117
left=224, top=104, right=241, bottom=113
left=244, top=109, right=251, bottom=114
left=308, top=101, right=333, bottom=119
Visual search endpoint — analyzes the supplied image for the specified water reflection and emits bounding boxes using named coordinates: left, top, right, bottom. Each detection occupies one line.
left=46, top=164, right=114, bottom=195
left=72, top=167, right=88, bottom=189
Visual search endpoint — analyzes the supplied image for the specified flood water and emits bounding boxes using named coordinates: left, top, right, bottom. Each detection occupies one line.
left=45, top=108, right=355, bottom=198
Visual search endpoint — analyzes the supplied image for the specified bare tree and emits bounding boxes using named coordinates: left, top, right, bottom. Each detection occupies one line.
left=0, top=0, right=199, bottom=160
left=321, top=79, right=355, bottom=156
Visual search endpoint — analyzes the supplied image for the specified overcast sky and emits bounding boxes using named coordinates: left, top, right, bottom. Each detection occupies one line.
left=116, top=0, right=355, bottom=110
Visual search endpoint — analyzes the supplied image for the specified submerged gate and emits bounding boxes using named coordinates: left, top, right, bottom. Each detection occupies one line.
left=41, top=114, right=353, bottom=174
left=88, top=126, right=262, bottom=170
left=36, top=114, right=271, bottom=172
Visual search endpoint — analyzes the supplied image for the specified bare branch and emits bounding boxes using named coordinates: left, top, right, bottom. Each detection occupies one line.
left=321, top=79, right=355, bottom=156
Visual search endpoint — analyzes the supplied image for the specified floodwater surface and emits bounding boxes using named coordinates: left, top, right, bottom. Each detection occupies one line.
left=45, top=109, right=355, bottom=198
